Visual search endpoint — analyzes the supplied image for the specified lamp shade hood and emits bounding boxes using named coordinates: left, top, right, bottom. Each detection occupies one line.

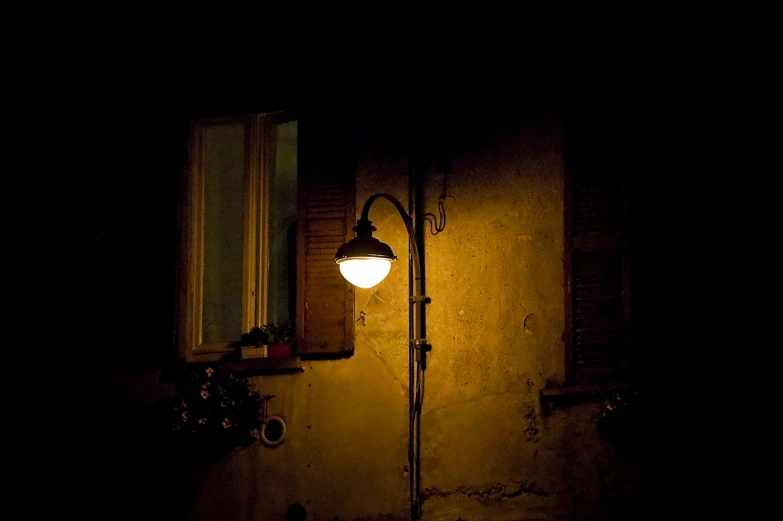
left=334, top=234, right=396, bottom=263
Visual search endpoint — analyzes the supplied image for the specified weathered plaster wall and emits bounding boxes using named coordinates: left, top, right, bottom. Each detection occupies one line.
left=187, top=114, right=643, bottom=521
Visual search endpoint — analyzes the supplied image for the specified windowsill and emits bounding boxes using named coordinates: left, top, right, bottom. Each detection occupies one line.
left=234, top=356, right=304, bottom=376
left=164, top=353, right=303, bottom=382
left=541, top=382, right=630, bottom=405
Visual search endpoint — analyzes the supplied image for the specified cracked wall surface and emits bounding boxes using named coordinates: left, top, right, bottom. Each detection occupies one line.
left=187, top=112, right=646, bottom=521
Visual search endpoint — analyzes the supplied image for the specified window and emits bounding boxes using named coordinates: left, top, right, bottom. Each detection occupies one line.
left=564, top=118, right=632, bottom=384
left=175, top=111, right=356, bottom=362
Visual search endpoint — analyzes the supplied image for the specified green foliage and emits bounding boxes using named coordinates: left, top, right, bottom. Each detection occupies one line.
left=240, top=327, right=269, bottom=347
left=241, top=320, right=295, bottom=346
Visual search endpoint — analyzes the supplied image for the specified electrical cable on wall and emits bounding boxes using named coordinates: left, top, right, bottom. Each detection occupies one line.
left=422, top=166, right=453, bottom=236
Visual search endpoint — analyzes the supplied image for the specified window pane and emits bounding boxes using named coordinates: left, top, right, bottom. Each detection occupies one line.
left=266, top=121, right=298, bottom=325
left=202, top=123, right=245, bottom=344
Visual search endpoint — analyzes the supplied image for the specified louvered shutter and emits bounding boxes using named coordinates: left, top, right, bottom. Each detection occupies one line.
left=295, top=112, right=355, bottom=355
left=564, top=122, right=631, bottom=383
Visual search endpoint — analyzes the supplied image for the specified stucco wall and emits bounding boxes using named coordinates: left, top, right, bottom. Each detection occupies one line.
left=184, top=113, right=647, bottom=521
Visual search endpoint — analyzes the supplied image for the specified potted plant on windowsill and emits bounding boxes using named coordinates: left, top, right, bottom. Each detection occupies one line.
left=239, top=321, right=295, bottom=359
left=263, top=321, right=294, bottom=358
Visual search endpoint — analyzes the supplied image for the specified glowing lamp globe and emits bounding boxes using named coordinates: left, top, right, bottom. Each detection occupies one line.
left=335, top=220, right=397, bottom=289
left=337, top=257, right=393, bottom=288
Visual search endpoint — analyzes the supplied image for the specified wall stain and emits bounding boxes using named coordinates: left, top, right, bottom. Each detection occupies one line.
left=349, top=513, right=407, bottom=521
left=327, top=514, right=407, bottom=521
left=423, top=391, right=528, bottom=416
left=422, top=479, right=547, bottom=506
left=523, top=406, right=540, bottom=443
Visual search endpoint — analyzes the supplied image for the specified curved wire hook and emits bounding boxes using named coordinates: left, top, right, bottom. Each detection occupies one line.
left=422, top=194, right=455, bottom=236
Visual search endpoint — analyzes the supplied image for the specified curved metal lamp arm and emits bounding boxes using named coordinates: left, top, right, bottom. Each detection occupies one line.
left=359, top=193, right=422, bottom=289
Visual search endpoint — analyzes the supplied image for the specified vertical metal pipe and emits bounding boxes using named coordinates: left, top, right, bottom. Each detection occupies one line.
left=408, top=166, right=417, bottom=521
left=413, top=164, right=426, bottom=521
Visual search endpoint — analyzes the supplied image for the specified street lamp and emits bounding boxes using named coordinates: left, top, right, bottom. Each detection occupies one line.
left=335, top=193, right=429, bottom=521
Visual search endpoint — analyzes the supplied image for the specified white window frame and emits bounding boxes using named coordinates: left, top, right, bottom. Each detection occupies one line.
left=176, top=112, right=294, bottom=362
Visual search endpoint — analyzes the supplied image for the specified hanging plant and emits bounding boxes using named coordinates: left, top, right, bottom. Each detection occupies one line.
left=168, top=364, right=264, bottom=465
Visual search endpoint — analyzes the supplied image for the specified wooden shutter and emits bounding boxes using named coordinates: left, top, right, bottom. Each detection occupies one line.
left=564, top=120, right=631, bottom=383
left=296, top=111, right=356, bottom=355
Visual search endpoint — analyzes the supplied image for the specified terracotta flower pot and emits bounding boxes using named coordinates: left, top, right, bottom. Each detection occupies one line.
left=268, top=343, right=292, bottom=358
